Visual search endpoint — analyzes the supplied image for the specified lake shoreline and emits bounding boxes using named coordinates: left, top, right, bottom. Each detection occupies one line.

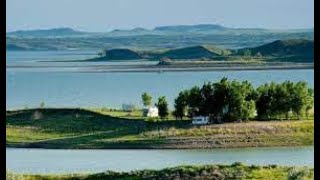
left=6, top=163, right=314, bottom=179
left=6, top=63, right=314, bottom=73
left=7, top=62, right=314, bottom=73
left=5, top=142, right=312, bottom=150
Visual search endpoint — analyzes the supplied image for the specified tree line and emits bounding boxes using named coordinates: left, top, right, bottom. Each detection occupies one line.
left=172, top=78, right=313, bottom=122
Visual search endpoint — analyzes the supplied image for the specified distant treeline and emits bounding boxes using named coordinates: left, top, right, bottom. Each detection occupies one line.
left=173, top=78, right=314, bottom=122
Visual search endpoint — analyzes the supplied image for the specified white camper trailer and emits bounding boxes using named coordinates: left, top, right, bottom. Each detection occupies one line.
left=192, top=116, right=209, bottom=125
left=143, top=106, right=159, bottom=117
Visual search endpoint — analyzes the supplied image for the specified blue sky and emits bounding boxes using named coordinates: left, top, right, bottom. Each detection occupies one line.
left=6, top=0, right=314, bottom=32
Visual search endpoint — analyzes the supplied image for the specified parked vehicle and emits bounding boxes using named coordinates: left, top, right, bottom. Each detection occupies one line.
left=192, top=116, right=209, bottom=125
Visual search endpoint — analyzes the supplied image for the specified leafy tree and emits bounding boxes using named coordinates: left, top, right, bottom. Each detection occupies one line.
left=199, top=82, right=215, bottom=116
left=225, top=80, right=257, bottom=121
left=212, top=78, right=230, bottom=117
left=273, top=82, right=292, bottom=119
left=256, top=83, right=273, bottom=120
left=156, top=96, right=169, bottom=119
left=305, top=88, right=314, bottom=119
left=187, top=86, right=202, bottom=117
left=290, top=81, right=309, bottom=119
left=242, top=100, right=256, bottom=120
left=256, top=81, right=312, bottom=120
left=141, top=92, right=152, bottom=107
left=173, top=90, right=189, bottom=120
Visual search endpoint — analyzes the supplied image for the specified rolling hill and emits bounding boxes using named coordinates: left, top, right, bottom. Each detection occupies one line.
left=6, top=24, right=314, bottom=51
left=157, top=45, right=222, bottom=59
left=6, top=28, right=88, bottom=38
left=88, top=39, right=313, bottom=62
left=91, top=49, right=143, bottom=61
left=154, top=24, right=228, bottom=33
left=237, top=39, right=314, bottom=62
left=89, top=45, right=230, bottom=61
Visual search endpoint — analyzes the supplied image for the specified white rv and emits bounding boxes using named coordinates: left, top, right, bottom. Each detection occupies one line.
left=192, top=116, right=209, bottom=125
left=143, top=106, right=159, bottom=118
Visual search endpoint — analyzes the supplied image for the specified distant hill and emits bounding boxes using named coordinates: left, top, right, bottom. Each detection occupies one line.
left=88, top=39, right=313, bottom=62
left=237, top=39, right=314, bottom=61
left=89, top=45, right=230, bottom=61
left=6, top=24, right=314, bottom=51
left=7, top=24, right=314, bottom=38
left=159, top=45, right=224, bottom=59
left=6, top=28, right=87, bottom=38
left=154, top=24, right=227, bottom=33
left=6, top=44, right=29, bottom=51
left=92, top=49, right=143, bottom=60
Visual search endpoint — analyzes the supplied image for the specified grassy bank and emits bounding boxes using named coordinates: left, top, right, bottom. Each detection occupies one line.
left=6, top=108, right=314, bottom=149
left=6, top=163, right=314, bottom=180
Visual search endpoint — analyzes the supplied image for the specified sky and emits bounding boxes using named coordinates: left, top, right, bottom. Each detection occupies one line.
left=6, top=0, right=314, bottom=32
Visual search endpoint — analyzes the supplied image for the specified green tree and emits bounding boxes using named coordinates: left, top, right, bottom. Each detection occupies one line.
left=156, top=96, right=169, bottom=119
left=305, top=88, right=314, bottom=119
left=256, top=83, right=274, bottom=120
left=186, top=86, right=202, bottom=117
left=212, top=77, right=230, bottom=119
left=173, top=90, right=189, bottom=120
left=273, top=82, right=292, bottom=119
left=242, top=100, right=256, bottom=120
left=200, top=82, right=215, bottom=116
left=290, top=81, right=309, bottom=119
left=141, top=92, right=152, bottom=107
left=225, top=80, right=256, bottom=121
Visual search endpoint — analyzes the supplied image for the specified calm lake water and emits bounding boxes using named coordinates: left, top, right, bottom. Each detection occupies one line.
left=6, top=146, right=314, bottom=174
left=6, top=51, right=314, bottom=109
left=6, top=69, right=314, bottom=109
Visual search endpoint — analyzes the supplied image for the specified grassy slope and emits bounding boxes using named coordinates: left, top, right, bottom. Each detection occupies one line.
left=6, top=163, right=314, bottom=180
left=6, top=108, right=314, bottom=149
left=236, top=39, right=314, bottom=62
left=85, top=39, right=314, bottom=63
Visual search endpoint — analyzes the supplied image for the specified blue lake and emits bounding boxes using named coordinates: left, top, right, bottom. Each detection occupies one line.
left=6, top=51, right=314, bottom=109
left=6, top=146, right=314, bottom=174
left=6, top=70, right=314, bottom=109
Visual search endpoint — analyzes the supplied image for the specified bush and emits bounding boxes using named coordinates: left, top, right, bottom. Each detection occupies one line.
left=288, top=167, right=313, bottom=180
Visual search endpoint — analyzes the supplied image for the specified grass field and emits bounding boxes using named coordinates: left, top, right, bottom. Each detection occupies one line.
left=6, top=108, right=314, bottom=149
left=6, top=163, right=314, bottom=180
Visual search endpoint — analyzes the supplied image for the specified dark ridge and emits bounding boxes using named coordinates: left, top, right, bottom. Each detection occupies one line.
left=154, top=24, right=227, bottom=31
left=237, top=39, right=314, bottom=62
left=160, top=45, right=220, bottom=59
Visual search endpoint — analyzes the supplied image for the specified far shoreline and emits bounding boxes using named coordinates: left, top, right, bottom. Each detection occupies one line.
left=6, top=62, right=314, bottom=73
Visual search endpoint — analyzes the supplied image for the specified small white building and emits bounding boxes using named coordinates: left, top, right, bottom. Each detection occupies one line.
left=143, top=106, right=159, bottom=117
left=192, top=116, right=210, bottom=125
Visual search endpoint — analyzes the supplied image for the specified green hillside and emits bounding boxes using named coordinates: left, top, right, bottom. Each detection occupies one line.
left=91, top=49, right=143, bottom=60
left=86, top=39, right=313, bottom=62
left=237, top=39, right=314, bottom=60
left=159, top=45, right=221, bottom=59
